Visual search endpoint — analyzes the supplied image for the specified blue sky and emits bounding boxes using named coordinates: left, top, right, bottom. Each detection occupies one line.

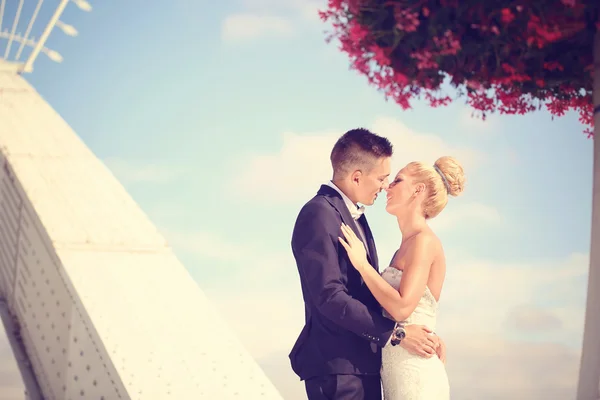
left=0, top=0, right=594, bottom=399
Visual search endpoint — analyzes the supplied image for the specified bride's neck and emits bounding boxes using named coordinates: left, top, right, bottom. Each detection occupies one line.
left=397, top=212, right=427, bottom=240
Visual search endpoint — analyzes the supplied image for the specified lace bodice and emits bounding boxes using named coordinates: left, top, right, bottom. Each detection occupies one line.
left=380, top=266, right=438, bottom=330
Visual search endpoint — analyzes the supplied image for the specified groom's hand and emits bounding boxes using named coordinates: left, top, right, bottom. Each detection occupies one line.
left=399, top=325, right=439, bottom=358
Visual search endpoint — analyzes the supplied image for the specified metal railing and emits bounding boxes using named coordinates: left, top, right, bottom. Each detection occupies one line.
left=0, top=0, right=91, bottom=74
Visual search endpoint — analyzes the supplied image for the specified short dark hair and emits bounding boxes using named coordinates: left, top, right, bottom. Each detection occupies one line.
left=330, top=128, right=393, bottom=177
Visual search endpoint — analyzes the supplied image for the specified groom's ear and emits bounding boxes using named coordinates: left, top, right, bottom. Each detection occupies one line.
left=350, top=169, right=362, bottom=184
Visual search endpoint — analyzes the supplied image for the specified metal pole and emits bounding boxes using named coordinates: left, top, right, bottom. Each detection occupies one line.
left=22, top=0, right=69, bottom=73
left=3, top=0, right=24, bottom=59
left=15, top=0, right=45, bottom=60
left=576, top=25, right=600, bottom=400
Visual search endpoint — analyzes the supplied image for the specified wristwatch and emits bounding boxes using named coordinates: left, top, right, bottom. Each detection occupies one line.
left=390, top=324, right=406, bottom=346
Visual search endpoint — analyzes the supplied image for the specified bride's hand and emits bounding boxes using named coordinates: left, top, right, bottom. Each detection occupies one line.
left=338, top=223, right=368, bottom=271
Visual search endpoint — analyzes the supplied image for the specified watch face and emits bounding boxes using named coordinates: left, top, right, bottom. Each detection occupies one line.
left=394, top=327, right=405, bottom=339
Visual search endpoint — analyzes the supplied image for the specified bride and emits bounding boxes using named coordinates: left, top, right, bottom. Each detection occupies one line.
left=339, top=156, right=465, bottom=399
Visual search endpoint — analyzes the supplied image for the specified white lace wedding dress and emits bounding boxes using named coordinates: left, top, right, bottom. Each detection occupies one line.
left=380, top=266, right=450, bottom=399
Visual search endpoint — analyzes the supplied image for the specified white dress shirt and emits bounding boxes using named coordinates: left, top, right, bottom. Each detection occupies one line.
left=326, top=181, right=370, bottom=257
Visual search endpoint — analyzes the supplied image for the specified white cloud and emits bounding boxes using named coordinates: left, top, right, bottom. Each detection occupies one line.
left=143, top=203, right=189, bottom=223
left=437, top=252, right=588, bottom=338
left=165, top=227, right=298, bottom=288
left=164, top=229, right=258, bottom=263
left=221, top=0, right=322, bottom=44
left=295, top=2, right=322, bottom=22
left=228, top=129, right=337, bottom=204
left=373, top=117, right=484, bottom=169
left=239, top=0, right=322, bottom=22
left=103, top=158, right=183, bottom=184
left=228, top=116, right=484, bottom=204
left=221, top=13, right=294, bottom=43
left=505, top=305, right=564, bottom=332
left=209, top=286, right=303, bottom=360
left=443, top=335, right=579, bottom=400
left=428, top=202, right=503, bottom=232
left=167, top=230, right=304, bottom=359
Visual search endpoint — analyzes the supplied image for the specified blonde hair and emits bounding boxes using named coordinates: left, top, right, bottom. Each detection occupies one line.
left=405, top=156, right=465, bottom=219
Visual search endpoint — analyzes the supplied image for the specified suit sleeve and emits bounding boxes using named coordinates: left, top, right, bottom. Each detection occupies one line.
left=292, top=201, right=395, bottom=346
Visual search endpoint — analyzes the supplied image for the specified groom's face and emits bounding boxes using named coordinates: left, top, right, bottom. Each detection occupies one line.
left=355, top=156, right=391, bottom=206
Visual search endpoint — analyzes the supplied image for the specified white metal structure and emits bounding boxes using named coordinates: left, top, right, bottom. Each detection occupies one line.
left=576, top=30, right=600, bottom=400
left=0, top=2, right=284, bottom=399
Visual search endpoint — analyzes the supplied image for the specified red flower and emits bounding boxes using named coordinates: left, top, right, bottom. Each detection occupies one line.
left=543, top=61, right=565, bottom=71
left=501, top=8, right=515, bottom=24
left=410, top=50, right=438, bottom=69
left=394, top=6, right=420, bottom=32
left=370, top=45, right=390, bottom=66
left=394, top=71, right=409, bottom=85
left=347, top=20, right=369, bottom=44
left=433, top=30, right=461, bottom=55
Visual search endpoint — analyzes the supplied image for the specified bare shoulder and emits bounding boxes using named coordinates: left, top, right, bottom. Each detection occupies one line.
left=414, top=229, right=441, bottom=251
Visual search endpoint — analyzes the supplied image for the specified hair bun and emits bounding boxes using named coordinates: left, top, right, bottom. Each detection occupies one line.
left=434, top=156, right=465, bottom=197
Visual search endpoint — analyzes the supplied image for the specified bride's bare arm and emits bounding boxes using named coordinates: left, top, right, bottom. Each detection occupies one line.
left=339, top=224, right=436, bottom=321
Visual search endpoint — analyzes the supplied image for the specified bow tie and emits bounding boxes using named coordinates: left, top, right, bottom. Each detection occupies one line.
left=351, top=205, right=365, bottom=220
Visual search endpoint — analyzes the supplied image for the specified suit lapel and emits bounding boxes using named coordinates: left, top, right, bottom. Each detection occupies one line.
left=320, top=186, right=364, bottom=244
left=358, top=215, right=379, bottom=270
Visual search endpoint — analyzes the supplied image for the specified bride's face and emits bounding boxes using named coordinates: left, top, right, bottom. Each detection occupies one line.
left=385, top=167, right=416, bottom=216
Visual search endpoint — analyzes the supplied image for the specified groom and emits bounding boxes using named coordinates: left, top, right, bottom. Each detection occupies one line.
left=289, top=128, right=445, bottom=399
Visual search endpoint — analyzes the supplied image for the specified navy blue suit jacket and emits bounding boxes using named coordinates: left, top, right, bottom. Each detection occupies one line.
left=289, top=185, right=395, bottom=380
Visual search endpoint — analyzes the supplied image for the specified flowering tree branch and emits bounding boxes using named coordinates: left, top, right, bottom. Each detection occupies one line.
left=320, top=0, right=598, bottom=136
